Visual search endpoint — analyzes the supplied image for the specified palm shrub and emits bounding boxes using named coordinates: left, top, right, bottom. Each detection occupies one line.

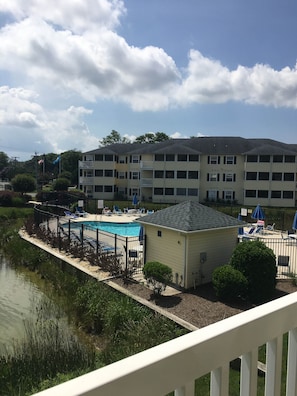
left=143, top=261, right=173, bottom=295
left=212, top=265, right=248, bottom=302
left=229, top=240, right=277, bottom=303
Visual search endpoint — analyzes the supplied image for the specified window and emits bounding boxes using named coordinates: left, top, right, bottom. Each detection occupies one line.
left=246, top=172, right=257, bottom=180
left=95, top=169, right=103, bottom=177
left=188, top=171, right=198, bottom=179
left=284, top=173, right=294, bottom=181
left=177, top=171, right=187, bottom=179
left=271, top=190, right=281, bottom=198
left=258, top=190, right=269, bottom=198
left=119, top=156, right=126, bottom=164
left=245, top=190, right=256, bottom=197
left=104, top=169, right=113, bottom=177
left=258, top=172, right=269, bottom=181
left=95, top=154, right=103, bottom=161
left=285, top=155, right=295, bottom=163
left=94, top=185, right=103, bottom=192
left=177, top=154, right=187, bottom=161
left=224, top=173, right=235, bottom=182
left=223, top=191, right=234, bottom=201
left=165, top=188, right=174, bottom=195
left=154, top=188, right=163, bottom=195
left=165, top=170, right=174, bottom=178
left=154, top=170, right=164, bottom=178
left=157, top=230, right=162, bottom=237
left=188, top=188, right=198, bottom=196
left=273, top=155, right=283, bottom=163
left=208, top=173, right=219, bottom=182
left=189, top=154, right=199, bottom=162
left=224, top=156, right=236, bottom=165
left=166, top=154, right=175, bottom=161
left=208, top=155, right=220, bottom=164
left=155, top=154, right=164, bottom=161
left=283, top=191, right=294, bottom=199
left=131, top=155, right=139, bottom=164
left=85, top=170, right=93, bottom=177
left=246, top=155, right=257, bottom=162
left=272, top=173, right=282, bottom=181
left=207, top=190, right=218, bottom=201
left=104, top=185, right=113, bottom=192
left=176, top=188, right=186, bottom=196
left=259, top=155, right=270, bottom=162
left=131, top=172, right=139, bottom=180
left=118, top=172, right=125, bottom=179
left=105, top=154, right=113, bottom=161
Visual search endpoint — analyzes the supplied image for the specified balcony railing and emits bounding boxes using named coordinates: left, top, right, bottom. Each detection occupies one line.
left=140, top=178, right=153, bottom=187
left=140, top=161, right=154, bottom=170
left=33, top=291, right=297, bottom=396
left=79, top=160, right=94, bottom=169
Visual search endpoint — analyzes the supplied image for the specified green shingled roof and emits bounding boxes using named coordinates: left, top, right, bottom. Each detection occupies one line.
left=137, top=201, right=245, bottom=232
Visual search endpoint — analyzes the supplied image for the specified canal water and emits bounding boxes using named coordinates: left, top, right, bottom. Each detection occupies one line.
left=0, top=254, right=45, bottom=354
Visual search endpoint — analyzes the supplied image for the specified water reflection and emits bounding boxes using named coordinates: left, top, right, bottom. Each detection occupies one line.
left=0, top=256, right=43, bottom=353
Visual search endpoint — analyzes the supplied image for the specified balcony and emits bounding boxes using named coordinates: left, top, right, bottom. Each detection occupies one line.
left=140, top=178, right=153, bottom=187
left=79, top=160, right=94, bottom=169
left=79, top=177, right=94, bottom=185
left=33, top=291, right=297, bottom=395
left=140, top=161, right=154, bottom=170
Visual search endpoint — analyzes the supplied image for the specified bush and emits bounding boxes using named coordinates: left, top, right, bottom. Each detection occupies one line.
left=229, top=240, right=277, bottom=303
left=212, top=265, right=248, bottom=301
left=143, top=261, right=173, bottom=295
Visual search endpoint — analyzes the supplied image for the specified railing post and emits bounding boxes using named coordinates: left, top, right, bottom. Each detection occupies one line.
left=286, top=328, right=297, bottom=395
left=240, top=348, right=258, bottom=396
left=174, top=381, right=195, bottom=396
left=265, top=336, right=282, bottom=396
left=210, top=364, right=229, bottom=396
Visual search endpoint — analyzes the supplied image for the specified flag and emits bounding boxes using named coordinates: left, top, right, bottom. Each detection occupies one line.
left=53, top=156, right=60, bottom=165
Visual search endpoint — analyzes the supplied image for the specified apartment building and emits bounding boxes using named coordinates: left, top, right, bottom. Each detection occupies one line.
left=78, top=136, right=297, bottom=208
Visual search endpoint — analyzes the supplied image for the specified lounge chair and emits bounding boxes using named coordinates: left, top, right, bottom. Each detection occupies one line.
left=75, top=207, right=88, bottom=217
left=113, top=205, right=123, bottom=215
left=64, top=210, right=78, bottom=219
left=266, top=223, right=275, bottom=232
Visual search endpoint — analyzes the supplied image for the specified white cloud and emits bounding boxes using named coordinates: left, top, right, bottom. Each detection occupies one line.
left=177, top=50, right=297, bottom=108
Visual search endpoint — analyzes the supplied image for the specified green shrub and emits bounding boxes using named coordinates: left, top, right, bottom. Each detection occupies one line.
left=143, top=261, right=173, bottom=295
left=212, top=265, right=248, bottom=301
left=229, top=240, right=277, bottom=303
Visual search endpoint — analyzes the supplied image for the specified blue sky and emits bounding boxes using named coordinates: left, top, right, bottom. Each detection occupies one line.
left=0, top=0, right=296, bottom=161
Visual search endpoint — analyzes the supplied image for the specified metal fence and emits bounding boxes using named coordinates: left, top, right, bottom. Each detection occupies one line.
left=257, top=237, right=297, bottom=279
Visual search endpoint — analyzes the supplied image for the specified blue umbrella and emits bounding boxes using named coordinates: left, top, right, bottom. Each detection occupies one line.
left=238, top=213, right=244, bottom=235
left=132, top=194, right=138, bottom=207
left=292, top=211, right=297, bottom=231
left=139, top=226, right=144, bottom=244
left=251, top=204, right=265, bottom=220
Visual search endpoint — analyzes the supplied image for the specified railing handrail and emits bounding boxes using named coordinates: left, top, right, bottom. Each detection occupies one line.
left=33, top=291, right=297, bottom=396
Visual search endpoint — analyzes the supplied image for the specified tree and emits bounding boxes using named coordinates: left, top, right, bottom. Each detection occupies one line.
left=53, top=178, right=70, bottom=191
left=100, top=130, right=130, bottom=146
left=229, top=240, right=277, bottom=303
left=0, top=151, right=9, bottom=171
left=135, top=132, right=170, bottom=144
left=143, top=261, right=173, bottom=295
left=11, top=174, right=36, bottom=194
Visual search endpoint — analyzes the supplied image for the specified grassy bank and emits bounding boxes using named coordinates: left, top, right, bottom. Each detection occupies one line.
left=0, top=212, right=187, bottom=395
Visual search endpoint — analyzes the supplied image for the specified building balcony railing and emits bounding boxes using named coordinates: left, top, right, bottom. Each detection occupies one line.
left=79, top=177, right=94, bottom=185
left=79, top=160, right=94, bottom=169
left=140, top=161, right=154, bottom=170
left=33, top=291, right=297, bottom=396
left=140, top=178, right=153, bottom=187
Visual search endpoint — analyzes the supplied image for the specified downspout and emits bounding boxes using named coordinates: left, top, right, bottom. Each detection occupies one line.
left=182, top=233, right=187, bottom=289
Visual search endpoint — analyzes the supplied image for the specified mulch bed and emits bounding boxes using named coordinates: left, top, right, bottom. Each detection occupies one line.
left=111, top=278, right=297, bottom=329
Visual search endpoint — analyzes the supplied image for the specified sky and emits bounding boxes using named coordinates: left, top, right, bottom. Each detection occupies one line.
left=0, top=0, right=297, bottom=161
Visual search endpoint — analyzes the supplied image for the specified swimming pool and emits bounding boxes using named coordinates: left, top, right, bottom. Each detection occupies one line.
left=73, top=221, right=141, bottom=237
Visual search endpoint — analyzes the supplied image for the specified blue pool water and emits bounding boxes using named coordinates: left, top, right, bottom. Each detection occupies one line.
left=75, top=221, right=141, bottom=237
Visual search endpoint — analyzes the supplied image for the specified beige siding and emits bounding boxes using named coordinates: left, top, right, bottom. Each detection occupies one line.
left=144, top=225, right=239, bottom=289
left=186, top=228, right=238, bottom=288
left=145, top=225, right=185, bottom=288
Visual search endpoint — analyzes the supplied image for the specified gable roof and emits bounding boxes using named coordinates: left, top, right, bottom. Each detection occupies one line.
left=137, top=201, right=245, bottom=232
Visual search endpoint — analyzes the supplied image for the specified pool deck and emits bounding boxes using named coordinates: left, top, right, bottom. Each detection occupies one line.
left=60, top=212, right=144, bottom=224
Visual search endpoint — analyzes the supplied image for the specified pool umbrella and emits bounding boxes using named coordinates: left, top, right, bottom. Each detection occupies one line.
left=139, top=226, right=144, bottom=244
left=238, top=213, right=244, bottom=235
left=292, top=211, right=297, bottom=231
left=251, top=204, right=265, bottom=220
left=132, top=194, right=138, bottom=208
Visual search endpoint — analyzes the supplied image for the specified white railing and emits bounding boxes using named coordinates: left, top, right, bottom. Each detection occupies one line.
left=79, top=160, right=94, bottom=169
left=33, top=291, right=297, bottom=396
left=140, top=160, right=154, bottom=169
